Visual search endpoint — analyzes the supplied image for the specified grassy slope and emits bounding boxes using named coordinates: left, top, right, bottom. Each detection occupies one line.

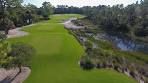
left=9, top=14, right=137, bottom=83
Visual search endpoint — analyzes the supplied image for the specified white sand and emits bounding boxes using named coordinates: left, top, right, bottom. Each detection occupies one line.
left=7, top=28, right=28, bottom=38
left=64, top=18, right=84, bottom=29
left=7, top=24, right=35, bottom=39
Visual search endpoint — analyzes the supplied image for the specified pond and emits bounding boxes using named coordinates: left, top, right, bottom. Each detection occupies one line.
left=96, top=34, right=148, bottom=54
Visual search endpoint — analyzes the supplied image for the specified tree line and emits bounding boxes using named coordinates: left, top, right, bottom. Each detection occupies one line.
left=0, top=0, right=148, bottom=38
left=0, top=0, right=53, bottom=34
left=53, top=1, right=148, bottom=39
left=54, top=5, right=82, bottom=14
left=81, top=0, right=148, bottom=38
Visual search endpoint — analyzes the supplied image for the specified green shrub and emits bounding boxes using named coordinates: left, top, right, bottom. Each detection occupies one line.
left=80, top=56, right=95, bottom=70
left=9, top=43, right=35, bottom=69
left=0, top=33, right=12, bottom=68
left=43, top=15, right=50, bottom=20
left=135, top=28, right=148, bottom=37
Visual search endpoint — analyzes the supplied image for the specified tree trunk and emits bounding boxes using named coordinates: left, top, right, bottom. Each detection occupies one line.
left=5, top=29, right=9, bottom=35
left=19, top=66, right=22, bottom=74
left=11, top=67, right=22, bottom=82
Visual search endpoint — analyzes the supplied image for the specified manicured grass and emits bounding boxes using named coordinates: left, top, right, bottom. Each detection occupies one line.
left=9, top=14, right=137, bottom=83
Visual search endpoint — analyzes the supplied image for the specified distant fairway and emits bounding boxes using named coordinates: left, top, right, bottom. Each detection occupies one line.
left=9, top=14, right=137, bottom=83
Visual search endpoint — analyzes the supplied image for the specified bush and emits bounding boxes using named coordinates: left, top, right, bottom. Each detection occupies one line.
left=43, top=15, right=50, bottom=20
left=71, top=20, right=84, bottom=26
left=85, top=40, right=93, bottom=54
left=9, top=43, right=35, bottom=68
left=135, top=28, right=148, bottom=37
left=32, top=14, right=42, bottom=22
left=0, top=33, right=12, bottom=68
left=80, top=56, right=95, bottom=70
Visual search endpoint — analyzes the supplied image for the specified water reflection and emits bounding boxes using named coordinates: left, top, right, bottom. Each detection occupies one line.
left=97, top=34, right=148, bottom=54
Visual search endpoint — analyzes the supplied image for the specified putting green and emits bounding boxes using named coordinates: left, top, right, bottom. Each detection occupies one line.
left=9, top=14, right=137, bottom=83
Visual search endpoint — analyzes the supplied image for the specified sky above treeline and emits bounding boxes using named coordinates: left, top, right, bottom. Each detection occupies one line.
left=24, top=0, right=139, bottom=7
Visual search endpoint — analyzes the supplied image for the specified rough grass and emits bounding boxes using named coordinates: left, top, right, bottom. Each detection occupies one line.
left=8, top=14, right=137, bottom=83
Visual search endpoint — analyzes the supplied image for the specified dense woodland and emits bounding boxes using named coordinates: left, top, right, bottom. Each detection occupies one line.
left=81, top=0, right=148, bottom=42
left=54, top=5, right=82, bottom=14
left=0, top=0, right=53, bottom=34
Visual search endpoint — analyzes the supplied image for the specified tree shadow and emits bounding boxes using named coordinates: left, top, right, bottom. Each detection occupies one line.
left=0, top=72, right=20, bottom=83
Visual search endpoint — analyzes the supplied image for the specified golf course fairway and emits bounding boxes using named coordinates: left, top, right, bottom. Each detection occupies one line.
left=9, top=14, right=137, bottom=83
